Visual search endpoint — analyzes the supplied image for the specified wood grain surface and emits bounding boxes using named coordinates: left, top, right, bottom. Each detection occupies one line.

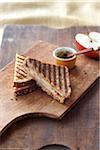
left=0, top=25, right=99, bottom=150
left=0, top=40, right=99, bottom=135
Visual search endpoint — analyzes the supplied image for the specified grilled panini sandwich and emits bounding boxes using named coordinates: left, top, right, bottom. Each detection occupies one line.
left=24, top=58, right=71, bottom=103
left=13, top=54, right=36, bottom=96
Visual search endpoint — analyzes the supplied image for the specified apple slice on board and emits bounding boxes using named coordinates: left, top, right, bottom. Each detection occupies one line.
left=75, top=32, right=100, bottom=59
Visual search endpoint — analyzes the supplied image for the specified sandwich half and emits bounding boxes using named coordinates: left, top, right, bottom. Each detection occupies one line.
left=24, top=57, right=71, bottom=103
left=13, top=54, right=37, bottom=96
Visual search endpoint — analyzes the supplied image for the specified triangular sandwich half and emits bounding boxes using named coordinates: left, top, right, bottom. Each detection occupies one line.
left=13, top=54, right=37, bottom=96
left=24, top=57, right=71, bottom=103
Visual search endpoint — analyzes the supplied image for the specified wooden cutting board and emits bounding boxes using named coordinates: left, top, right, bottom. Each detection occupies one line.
left=0, top=40, right=99, bottom=135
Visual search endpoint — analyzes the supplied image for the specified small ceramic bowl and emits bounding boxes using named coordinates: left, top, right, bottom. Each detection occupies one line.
left=53, top=47, right=77, bottom=69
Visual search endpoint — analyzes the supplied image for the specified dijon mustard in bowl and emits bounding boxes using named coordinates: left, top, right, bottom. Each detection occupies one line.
left=53, top=47, right=77, bottom=69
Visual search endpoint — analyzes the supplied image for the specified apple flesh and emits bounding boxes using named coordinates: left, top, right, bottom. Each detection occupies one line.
left=75, top=32, right=100, bottom=59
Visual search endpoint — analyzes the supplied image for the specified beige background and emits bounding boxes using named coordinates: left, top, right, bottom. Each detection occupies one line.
left=0, top=1, right=100, bottom=45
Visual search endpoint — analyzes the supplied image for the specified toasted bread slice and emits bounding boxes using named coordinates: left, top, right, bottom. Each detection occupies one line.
left=13, top=54, right=36, bottom=95
left=24, top=58, right=71, bottom=103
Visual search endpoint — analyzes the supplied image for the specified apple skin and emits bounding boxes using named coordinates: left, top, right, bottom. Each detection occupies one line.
left=75, top=37, right=99, bottom=59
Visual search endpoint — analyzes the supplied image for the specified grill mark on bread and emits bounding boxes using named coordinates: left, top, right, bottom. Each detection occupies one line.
left=58, top=66, right=61, bottom=89
left=16, top=66, right=27, bottom=74
left=40, top=63, right=46, bottom=77
left=50, top=65, right=55, bottom=86
left=60, top=67, right=65, bottom=93
left=65, top=68, right=70, bottom=91
left=54, top=65, right=56, bottom=86
left=33, top=59, right=36, bottom=68
left=48, top=64, right=51, bottom=82
left=63, top=67, right=66, bottom=94
left=43, top=64, right=46, bottom=77
left=63, top=68, right=66, bottom=91
left=16, top=71, right=27, bottom=78
left=64, top=68, right=67, bottom=92
left=29, top=58, right=32, bottom=64
left=25, top=59, right=28, bottom=67
left=17, top=56, right=25, bottom=61
left=59, top=66, right=61, bottom=89
left=16, top=73, right=27, bottom=79
left=39, top=61, right=41, bottom=73
left=16, top=74, right=25, bottom=79
left=16, top=69, right=27, bottom=76
left=16, top=72, right=27, bottom=78
left=55, top=66, right=60, bottom=89
left=49, top=64, right=51, bottom=82
left=35, top=59, right=38, bottom=68
left=63, top=67, right=66, bottom=93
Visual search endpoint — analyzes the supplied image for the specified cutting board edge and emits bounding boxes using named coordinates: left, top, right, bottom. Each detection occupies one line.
left=59, top=77, right=99, bottom=120
left=0, top=111, right=61, bottom=136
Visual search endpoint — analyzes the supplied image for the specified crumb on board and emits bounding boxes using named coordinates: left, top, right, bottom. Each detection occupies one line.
left=83, top=71, right=87, bottom=75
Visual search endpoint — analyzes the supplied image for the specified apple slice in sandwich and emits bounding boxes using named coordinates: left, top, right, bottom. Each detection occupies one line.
left=75, top=32, right=100, bottom=59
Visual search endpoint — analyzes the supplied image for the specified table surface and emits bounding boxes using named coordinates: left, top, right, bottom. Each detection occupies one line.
left=0, top=25, right=99, bottom=150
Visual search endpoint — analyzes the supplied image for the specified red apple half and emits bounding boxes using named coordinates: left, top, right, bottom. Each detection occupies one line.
left=75, top=32, right=100, bottom=59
